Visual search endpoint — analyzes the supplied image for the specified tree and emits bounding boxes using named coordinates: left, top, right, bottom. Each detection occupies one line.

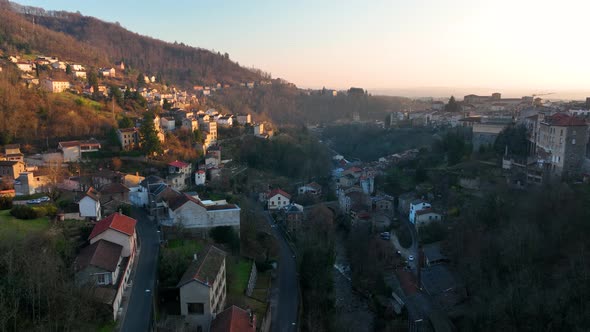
left=494, top=124, right=528, bottom=158
left=139, top=112, right=162, bottom=156
left=65, top=64, right=72, bottom=75
left=136, top=73, right=146, bottom=89
left=444, top=95, right=461, bottom=112
left=118, top=116, right=134, bottom=129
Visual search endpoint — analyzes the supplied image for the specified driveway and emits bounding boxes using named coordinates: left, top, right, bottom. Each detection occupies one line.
left=390, top=213, right=419, bottom=272
left=264, top=212, right=299, bottom=332
left=120, top=208, right=160, bottom=332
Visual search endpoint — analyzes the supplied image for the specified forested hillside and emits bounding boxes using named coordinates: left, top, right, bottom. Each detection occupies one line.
left=0, top=0, right=263, bottom=86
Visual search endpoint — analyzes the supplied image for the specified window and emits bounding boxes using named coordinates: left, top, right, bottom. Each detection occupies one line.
left=96, top=273, right=108, bottom=285
left=187, top=302, right=204, bottom=315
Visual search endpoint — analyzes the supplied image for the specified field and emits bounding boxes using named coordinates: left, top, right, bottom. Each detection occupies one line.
left=0, top=209, right=50, bottom=240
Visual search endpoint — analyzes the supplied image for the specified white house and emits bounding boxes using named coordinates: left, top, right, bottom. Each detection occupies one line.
left=88, top=212, right=137, bottom=261
left=298, top=182, right=322, bottom=196
left=160, top=117, right=176, bottom=132
left=167, top=194, right=241, bottom=237
left=178, top=245, right=227, bottom=332
left=409, top=200, right=431, bottom=224
left=415, top=209, right=442, bottom=228
left=195, top=170, right=206, bottom=186
left=267, top=189, right=291, bottom=210
left=79, top=187, right=101, bottom=220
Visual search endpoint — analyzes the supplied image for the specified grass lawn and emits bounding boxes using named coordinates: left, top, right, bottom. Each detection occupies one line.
left=0, top=209, right=50, bottom=240
left=226, top=257, right=253, bottom=297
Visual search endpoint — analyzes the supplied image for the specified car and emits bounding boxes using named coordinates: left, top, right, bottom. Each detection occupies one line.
left=408, top=255, right=415, bottom=261
left=27, top=199, right=41, bottom=204
left=396, top=250, right=401, bottom=256
left=38, top=196, right=51, bottom=202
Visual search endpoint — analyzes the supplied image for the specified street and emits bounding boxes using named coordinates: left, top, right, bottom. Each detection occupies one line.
left=120, top=208, right=160, bottom=332
left=264, top=211, right=299, bottom=332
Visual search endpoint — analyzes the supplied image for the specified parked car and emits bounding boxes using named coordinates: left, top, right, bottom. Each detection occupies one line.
left=38, top=196, right=51, bottom=202
left=27, top=199, right=41, bottom=204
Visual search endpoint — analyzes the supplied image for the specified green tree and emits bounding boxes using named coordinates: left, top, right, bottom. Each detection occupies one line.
left=494, top=124, right=528, bottom=157
left=444, top=95, right=461, bottom=112
left=118, top=116, right=134, bottom=129
left=139, top=112, right=162, bottom=156
left=87, top=70, right=98, bottom=91
left=65, top=64, right=72, bottom=75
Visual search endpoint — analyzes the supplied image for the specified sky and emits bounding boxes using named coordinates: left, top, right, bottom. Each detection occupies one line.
left=13, top=0, right=590, bottom=97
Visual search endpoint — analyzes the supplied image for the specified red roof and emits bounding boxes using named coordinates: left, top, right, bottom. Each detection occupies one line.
left=268, top=189, right=291, bottom=200
left=168, top=160, right=190, bottom=168
left=543, top=113, right=587, bottom=127
left=210, top=305, right=256, bottom=332
left=89, top=212, right=137, bottom=240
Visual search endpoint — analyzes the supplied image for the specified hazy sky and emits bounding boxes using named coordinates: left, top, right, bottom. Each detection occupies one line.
left=14, top=0, right=590, bottom=93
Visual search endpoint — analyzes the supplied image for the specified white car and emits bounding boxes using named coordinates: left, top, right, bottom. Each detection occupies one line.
left=408, top=255, right=415, bottom=261
left=38, top=196, right=51, bottom=202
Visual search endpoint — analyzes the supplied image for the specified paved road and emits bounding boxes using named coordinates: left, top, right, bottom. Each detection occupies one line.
left=264, top=212, right=299, bottom=332
left=120, top=208, right=160, bottom=332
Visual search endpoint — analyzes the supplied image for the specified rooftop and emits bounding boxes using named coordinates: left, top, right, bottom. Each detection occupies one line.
left=210, top=305, right=256, bottom=332
left=89, top=212, right=137, bottom=240
left=75, top=239, right=123, bottom=272
left=177, top=245, right=226, bottom=288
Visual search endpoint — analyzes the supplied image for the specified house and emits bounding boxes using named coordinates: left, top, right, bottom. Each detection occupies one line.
left=114, top=61, right=125, bottom=71
left=216, top=115, right=234, bottom=127
left=58, top=139, right=101, bottom=162
left=235, top=114, right=251, bottom=125
left=16, top=61, right=34, bottom=72
left=166, top=194, right=241, bottom=237
left=282, top=203, right=304, bottom=233
left=253, top=123, right=264, bottom=136
left=183, top=118, right=199, bottom=132
left=161, top=117, right=176, bottom=132
left=73, top=71, right=87, bottom=79
left=88, top=212, right=137, bottom=261
left=210, top=305, right=256, bottom=332
left=117, top=128, right=139, bottom=151
left=0, top=160, right=26, bottom=182
left=267, top=189, right=291, bottom=210
left=534, top=113, right=589, bottom=179
left=3, top=144, right=24, bottom=162
left=41, top=78, right=70, bottom=93
left=75, top=239, right=124, bottom=287
left=99, top=67, right=116, bottom=77
left=79, top=187, right=101, bottom=220
left=14, top=171, right=50, bottom=196
left=409, top=200, right=431, bottom=224
left=100, top=183, right=130, bottom=215
left=195, top=169, right=206, bottom=186
left=168, top=161, right=192, bottom=191
left=298, top=182, right=322, bottom=196
left=414, top=208, right=442, bottom=228
left=178, top=246, right=227, bottom=332
left=74, top=239, right=132, bottom=322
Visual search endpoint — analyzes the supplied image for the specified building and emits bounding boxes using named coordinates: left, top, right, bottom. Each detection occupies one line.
left=99, top=67, right=116, bottom=77
left=58, top=139, right=101, bottom=162
left=41, top=78, right=70, bottom=93
left=298, top=182, right=322, bottom=196
left=0, top=160, right=26, bottom=182
left=195, top=169, right=206, bottom=186
left=267, top=189, right=291, bottom=210
left=14, top=171, right=50, bottom=196
left=79, top=187, right=102, bottom=220
left=253, top=123, right=264, bottom=136
left=534, top=113, right=589, bottom=179
left=16, top=61, right=34, bottom=72
left=3, top=144, right=24, bottom=162
left=88, top=212, right=138, bottom=261
left=117, top=128, right=139, bottom=151
left=166, top=193, right=241, bottom=237
left=161, top=117, right=176, bottom=132
left=236, top=114, right=251, bottom=125
left=75, top=240, right=124, bottom=287
left=414, top=208, right=442, bottom=228
left=210, top=305, right=256, bottom=332
left=409, top=200, right=431, bottom=224
left=178, top=246, right=227, bottom=332
left=168, top=160, right=192, bottom=191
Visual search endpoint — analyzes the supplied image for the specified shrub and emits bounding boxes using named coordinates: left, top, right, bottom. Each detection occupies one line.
left=10, top=205, right=40, bottom=219
left=209, top=226, right=240, bottom=253
left=0, top=196, right=13, bottom=210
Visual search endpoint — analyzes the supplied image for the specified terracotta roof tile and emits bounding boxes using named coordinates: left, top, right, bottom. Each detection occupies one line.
left=210, top=306, right=256, bottom=332
left=89, top=212, right=137, bottom=240
left=268, top=189, right=291, bottom=200
left=177, top=245, right=226, bottom=288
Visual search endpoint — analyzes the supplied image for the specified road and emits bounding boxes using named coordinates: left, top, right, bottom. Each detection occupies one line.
left=264, top=211, right=299, bottom=332
left=120, top=208, right=160, bottom=332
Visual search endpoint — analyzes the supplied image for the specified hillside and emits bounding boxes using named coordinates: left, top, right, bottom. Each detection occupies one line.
left=0, top=0, right=263, bottom=87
